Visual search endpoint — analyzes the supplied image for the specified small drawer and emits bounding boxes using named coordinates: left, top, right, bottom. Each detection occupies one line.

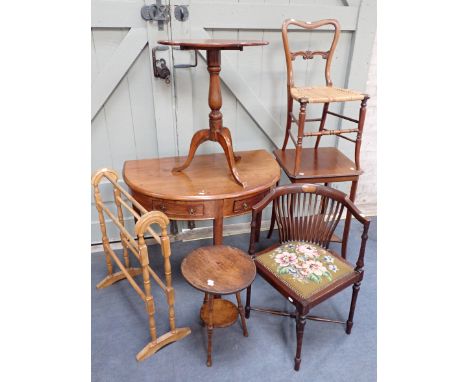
left=153, top=199, right=204, bottom=218
left=232, top=193, right=266, bottom=214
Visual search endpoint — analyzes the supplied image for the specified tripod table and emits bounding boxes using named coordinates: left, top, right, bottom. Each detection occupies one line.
left=157, top=39, right=268, bottom=187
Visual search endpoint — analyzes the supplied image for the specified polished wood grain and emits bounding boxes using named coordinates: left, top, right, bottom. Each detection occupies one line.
left=158, top=39, right=268, bottom=50
left=92, top=168, right=191, bottom=362
left=273, top=147, right=362, bottom=181
left=157, top=39, right=268, bottom=186
left=275, top=19, right=370, bottom=259
left=181, top=246, right=256, bottom=295
left=247, top=183, right=370, bottom=371
left=123, top=150, right=280, bottom=245
left=200, top=299, right=239, bottom=328
left=181, top=245, right=255, bottom=366
left=124, top=150, right=279, bottom=200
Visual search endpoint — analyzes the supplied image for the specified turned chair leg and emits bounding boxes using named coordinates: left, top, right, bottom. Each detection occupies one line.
left=294, top=312, right=307, bottom=371
left=314, top=102, right=329, bottom=149
left=281, top=96, right=293, bottom=150
left=294, top=101, right=307, bottom=176
left=245, top=285, right=251, bottom=319
left=255, top=210, right=262, bottom=243
left=267, top=204, right=276, bottom=239
left=346, top=281, right=361, bottom=334
left=267, top=181, right=279, bottom=239
left=341, top=180, right=359, bottom=259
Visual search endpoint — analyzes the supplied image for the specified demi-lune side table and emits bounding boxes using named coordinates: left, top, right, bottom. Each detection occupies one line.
left=123, top=150, right=280, bottom=245
left=157, top=39, right=268, bottom=187
left=181, top=245, right=256, bottom=366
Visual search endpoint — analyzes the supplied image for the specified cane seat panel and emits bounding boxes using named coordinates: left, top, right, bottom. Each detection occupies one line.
left=290, top=86, right=365, bottom=104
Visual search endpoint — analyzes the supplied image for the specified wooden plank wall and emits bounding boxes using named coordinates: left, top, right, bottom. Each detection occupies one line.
left=91, top=0, right=376, bottom=243
left=172, top=0, right=361, bottom=232
left=91, top=27, right=159, bottom=241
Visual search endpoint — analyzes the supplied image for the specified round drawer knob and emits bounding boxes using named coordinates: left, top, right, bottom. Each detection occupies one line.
left=160, top=204, right=167, bottom=211
left=242, top=202, right=249, bottom=210
left=188, top=207, right=195, bottom=215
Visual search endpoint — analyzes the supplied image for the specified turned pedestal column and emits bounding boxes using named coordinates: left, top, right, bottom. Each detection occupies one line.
left=157, top=39, right=268, bottom=187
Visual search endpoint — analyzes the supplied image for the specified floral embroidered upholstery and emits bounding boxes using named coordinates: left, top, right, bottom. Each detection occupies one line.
left=255, top=241, right=355, bottom=299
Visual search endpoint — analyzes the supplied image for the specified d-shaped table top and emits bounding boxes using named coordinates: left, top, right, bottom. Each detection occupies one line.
left=123, top=150, right=280, bottom=201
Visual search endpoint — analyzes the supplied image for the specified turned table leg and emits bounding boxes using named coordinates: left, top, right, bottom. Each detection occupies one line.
left=171, top=48, right=244, bottom=187
left=236, top=292, right=249, bottom=337
left=206, top=294, right=214, bottom=367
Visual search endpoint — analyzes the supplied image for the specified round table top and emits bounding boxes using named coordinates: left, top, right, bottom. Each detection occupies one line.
left=181, top=245, right=256, bottom=295
left=158, top=39, right=268, bottom=50
left=123, top=150, right=280, bottom=201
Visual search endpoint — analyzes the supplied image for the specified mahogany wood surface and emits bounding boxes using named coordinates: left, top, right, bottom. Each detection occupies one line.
left=157, top=39, right=268, bottom=187
left=124, top=150, right=279, bottom=200
left=158, top=39, right=268, bottom=50
left=200, top=299, right=239, bottom=328
left=123, top=150, right=280, bottom=245
left=273, top=147, right=361, bottom=181
left=247, top=183, right=370, bottom=371
left=181, top=245, right=254, bottom=366
left=181, top=245, right=256, bottom=295
left=277, top=19, right=370, bottom=259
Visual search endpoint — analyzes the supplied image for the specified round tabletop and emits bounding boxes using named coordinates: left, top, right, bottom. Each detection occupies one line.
left=123, top=150, right=280, bottom=201
left=181, top=245, right=256, bottom=295
left=158, top=39, right=268, bottom=50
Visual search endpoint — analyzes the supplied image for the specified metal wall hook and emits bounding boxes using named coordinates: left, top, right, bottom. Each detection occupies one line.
left=152, top=47, right=171, bottom=84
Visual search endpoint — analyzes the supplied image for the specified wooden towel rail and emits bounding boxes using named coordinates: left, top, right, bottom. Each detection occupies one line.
left=92, top=168, right=191, bottom=361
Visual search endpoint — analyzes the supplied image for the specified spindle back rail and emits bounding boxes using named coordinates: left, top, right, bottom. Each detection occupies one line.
left=250, top=184, right=369, bottom=264
left=247, top=183, right=371, bottom=371
left=92, top=168, right=190, bottom=361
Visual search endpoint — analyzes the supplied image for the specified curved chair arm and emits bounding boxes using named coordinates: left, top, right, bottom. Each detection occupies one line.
left=248, top=184, right=371, bottom=272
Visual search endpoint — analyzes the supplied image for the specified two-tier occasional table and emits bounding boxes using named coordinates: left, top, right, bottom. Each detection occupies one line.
left=181, top=245, right=256, bottom=366
left=123, top=150, right=280, bottom=245
left=157, top=39, right=268, bottom=187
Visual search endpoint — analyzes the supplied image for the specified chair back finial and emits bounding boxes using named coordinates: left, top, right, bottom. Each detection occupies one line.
left=282, top=19, right=341, bottom=89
